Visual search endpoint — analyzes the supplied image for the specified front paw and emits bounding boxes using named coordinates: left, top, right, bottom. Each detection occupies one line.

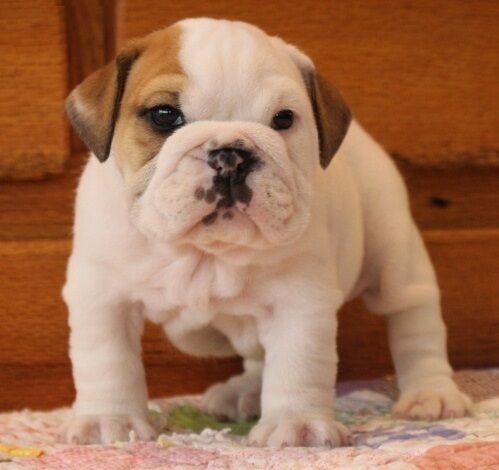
left=60, top=414, right=157, bottom=445
left=249, top=412, right=351, bottom=447
left=393, top=386, right=472, bottom=420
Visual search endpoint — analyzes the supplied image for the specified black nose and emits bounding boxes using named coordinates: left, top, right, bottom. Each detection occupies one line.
left=206, top=147, right=260, bottom=208
left=207, top=147, right=253, bottom=173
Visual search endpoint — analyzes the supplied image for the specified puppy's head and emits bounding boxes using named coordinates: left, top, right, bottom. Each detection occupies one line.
left=66, top=18, right=351, bottom=253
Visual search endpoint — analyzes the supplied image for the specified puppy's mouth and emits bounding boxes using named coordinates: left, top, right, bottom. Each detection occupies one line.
left=194, top=147, right=263, bottom=226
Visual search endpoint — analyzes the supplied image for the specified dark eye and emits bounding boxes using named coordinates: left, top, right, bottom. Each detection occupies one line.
left=148, top=105, right=185, bottom=132
left=271, top=109, right=294, bottom=130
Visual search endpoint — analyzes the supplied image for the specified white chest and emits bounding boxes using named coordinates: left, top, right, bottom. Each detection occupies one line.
left=131, top=250, right=248, bottom=325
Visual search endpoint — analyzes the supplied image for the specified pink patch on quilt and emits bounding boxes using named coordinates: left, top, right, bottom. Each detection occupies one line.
left=22, top=443, right=219, bottom=470
left=410, top=441, right=499, bottom=469
left=19, top=443, right=409, bottom=470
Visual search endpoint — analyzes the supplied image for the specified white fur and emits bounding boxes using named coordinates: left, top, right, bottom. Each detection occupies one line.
left=62, top=18, right=470, bottom=446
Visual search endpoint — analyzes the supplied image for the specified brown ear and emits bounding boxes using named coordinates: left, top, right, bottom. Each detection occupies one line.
left=274, top=40, right=351, bottom=168
left=305, top=72, right=352, bottom=168
left=65, top=48, right=141, bottom=162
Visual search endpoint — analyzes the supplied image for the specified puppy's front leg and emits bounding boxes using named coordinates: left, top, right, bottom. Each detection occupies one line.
left=249, top=292, right=350, bottom=447
left=388, top=304, right=472, bottom=420
left=61, top=278, right=155, bottom=444
left=365, top=222, right=472, bottom=420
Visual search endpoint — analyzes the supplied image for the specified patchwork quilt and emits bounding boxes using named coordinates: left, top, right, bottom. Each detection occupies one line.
left=0, top=369, right=498, bottom=469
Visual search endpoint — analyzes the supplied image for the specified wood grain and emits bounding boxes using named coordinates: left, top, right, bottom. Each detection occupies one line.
left=0, top=230, right=497, bottom=410
left=0, top=0, right=70, bottom=180
left=119, top=0, right=499, bottom=167
left=0, top=154, right=85, bottom=241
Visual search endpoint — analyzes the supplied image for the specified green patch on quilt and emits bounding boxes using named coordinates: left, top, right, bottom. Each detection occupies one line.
left=335, top=405, right=391, bottom=425
left=165, top=403, right=391, bottom=435
left=166, top=405, right=257, bottom=436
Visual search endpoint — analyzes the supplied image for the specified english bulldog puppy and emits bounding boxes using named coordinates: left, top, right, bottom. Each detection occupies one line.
left=61, top=18, right=471, bottom=446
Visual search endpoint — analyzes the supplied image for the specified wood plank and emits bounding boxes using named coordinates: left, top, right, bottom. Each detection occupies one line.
left=0, top=154, right=85, bottom=241
left=119, top=0, right=499, bottom=167
left=0, top=154, right=497, bottom=241
left=0, top=230, right=497, bottom=409
left=402, top=165, right=499, bottom=230
left=0, top=0, right=70, bottom=180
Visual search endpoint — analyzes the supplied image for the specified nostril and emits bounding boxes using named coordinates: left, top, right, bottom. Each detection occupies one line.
left=207, top=153, right=222, bottom=172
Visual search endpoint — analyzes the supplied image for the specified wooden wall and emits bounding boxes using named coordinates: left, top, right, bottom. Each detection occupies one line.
left=3, top=0, right=496, bottom=179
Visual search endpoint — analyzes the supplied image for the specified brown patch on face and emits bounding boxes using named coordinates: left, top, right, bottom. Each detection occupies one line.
left=112, top=25, right=186, bottom=186
left=202, top=211, right=218, bottom=226
left=65, top=24, right=187, bottom=193
left=205, top=188, right=216, bottom=203
left=194, top=187, right=205, bottom=200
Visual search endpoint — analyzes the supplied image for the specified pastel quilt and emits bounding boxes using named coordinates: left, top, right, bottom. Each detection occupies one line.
left=0, top=370, right=498, bottom=469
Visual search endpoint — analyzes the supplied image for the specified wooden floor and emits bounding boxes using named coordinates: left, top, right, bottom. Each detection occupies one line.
left=0, top=154, right=498, bottom=411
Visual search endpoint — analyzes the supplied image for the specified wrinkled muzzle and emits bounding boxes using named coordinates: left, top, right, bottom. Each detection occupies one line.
left=131, top=121, right=312, bottom=250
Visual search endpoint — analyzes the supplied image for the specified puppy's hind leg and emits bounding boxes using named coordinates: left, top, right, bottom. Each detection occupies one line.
left=199, top=315, right=264, bottom=422
left=166, top=315, right=261, bottom=422
left=202, top=359, right=262, bottom=422
left=348, top=130, right=472, bottom=420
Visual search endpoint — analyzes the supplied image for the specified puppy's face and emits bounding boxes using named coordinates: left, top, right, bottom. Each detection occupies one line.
left=67, top=19, right=350, bottom=254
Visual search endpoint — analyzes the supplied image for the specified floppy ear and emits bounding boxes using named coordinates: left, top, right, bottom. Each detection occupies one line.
left=65, top=48, right=141, bottom=162
left=284, top=43, right=352, bottom=168
left=305, top=72, right=352, bottom=168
